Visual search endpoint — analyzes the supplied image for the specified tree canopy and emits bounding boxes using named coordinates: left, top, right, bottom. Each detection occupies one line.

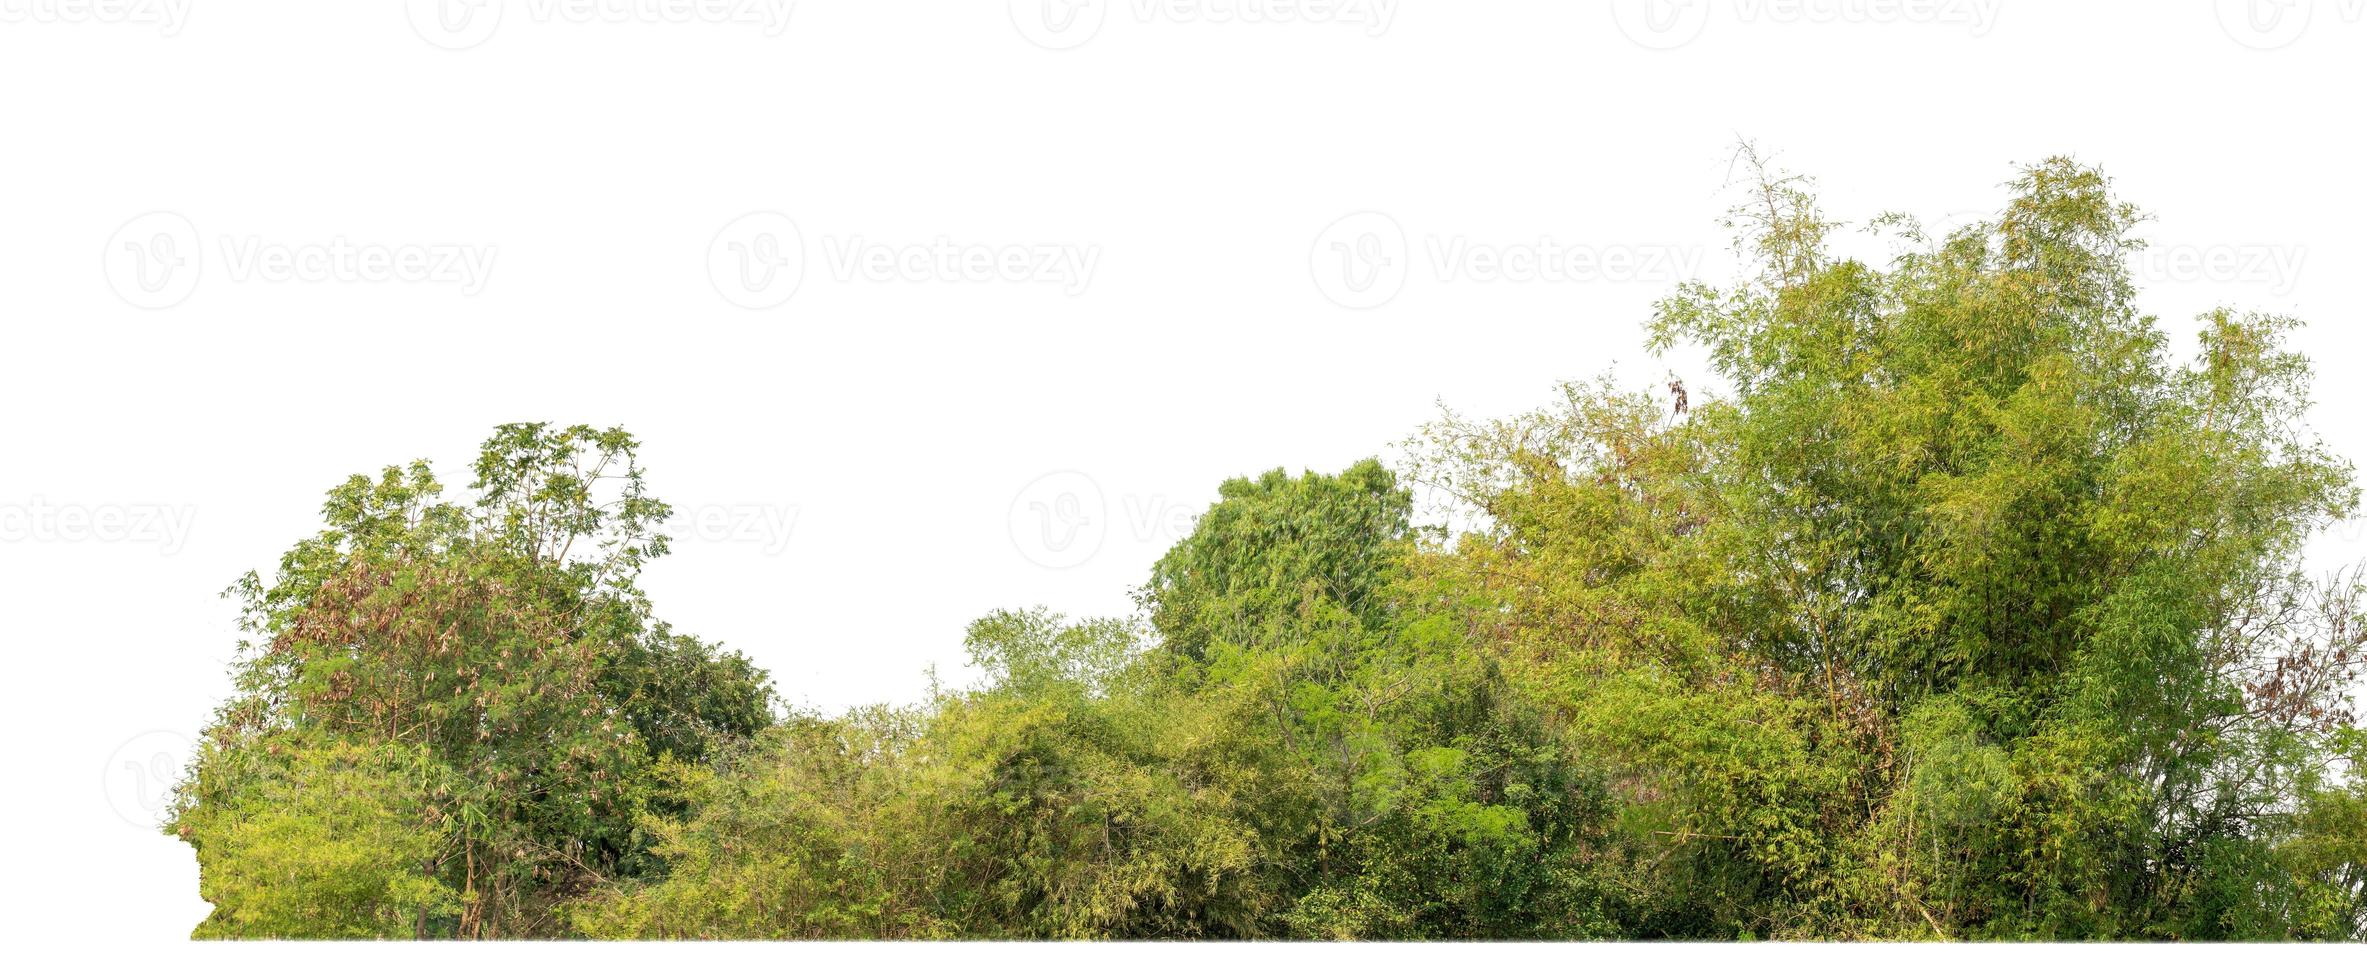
left=170, top=159, right=2365, bottom=940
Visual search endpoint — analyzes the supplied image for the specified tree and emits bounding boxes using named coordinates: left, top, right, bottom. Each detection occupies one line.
left=1139, top=462, right=1630, bottom=938
left=172, top=424, right=773, bottom=938
left=1411, top=150, right=2365, bottom=938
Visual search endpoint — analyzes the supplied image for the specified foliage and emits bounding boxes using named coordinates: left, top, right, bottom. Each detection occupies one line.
left=1407, top=149, right=2364, bottom=939
left=177, top=738, right=457, bottom=939
left=574, top=611, right=1264, bottom=939
left=174, top=157, right=2367, bottom=941
left=172, top=424, right=772, bottom=938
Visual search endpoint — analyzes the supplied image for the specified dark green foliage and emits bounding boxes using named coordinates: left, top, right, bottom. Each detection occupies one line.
left=1142, top=460, right=1411, bottom=670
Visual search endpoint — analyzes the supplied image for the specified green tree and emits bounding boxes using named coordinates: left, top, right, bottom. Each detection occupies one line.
left=1412, top=150, right=2365, bottom=939
left=172, top=424, right=773, bottom=938
left=1140, top=462, right=1630, bottom=938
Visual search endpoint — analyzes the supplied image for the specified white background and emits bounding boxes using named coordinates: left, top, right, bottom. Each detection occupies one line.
left=4, top=0, right=2364, bottom=964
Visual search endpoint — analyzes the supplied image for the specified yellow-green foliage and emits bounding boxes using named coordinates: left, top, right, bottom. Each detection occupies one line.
left=576, top=613, right=1265, bottom=939
left=176, top=740, right=457, bottom=939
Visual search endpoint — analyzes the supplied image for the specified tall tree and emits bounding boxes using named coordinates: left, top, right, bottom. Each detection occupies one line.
left=1413, top=151, right=2366, bottom=938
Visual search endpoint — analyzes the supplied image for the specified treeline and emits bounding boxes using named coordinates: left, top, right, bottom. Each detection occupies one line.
left=169, top=157, right=2367, bottom=940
